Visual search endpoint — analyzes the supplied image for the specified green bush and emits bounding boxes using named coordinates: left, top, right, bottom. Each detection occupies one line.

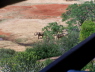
left=79, top=20, right=95, bottom=41
left=58, top=27, right=79, bottom=53
left=0, top=51, right=44, bottom=72
left=26, top=41, right=62, bottom=60
left=42, top=59, right=53, bottom=66
left=0, top=48, right=16, bottom=59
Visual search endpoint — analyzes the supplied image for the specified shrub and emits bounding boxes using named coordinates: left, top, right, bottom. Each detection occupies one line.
left=26, top=40, right=62, bottom=60
left=0, top=51, right=44, bottom=72
left=42, top=59, right=53, bottom=66
left=0, top=48, right=16, bottom=59
left=58, top=26, right=79, bottom=53
left=79, top=20, right=95, bottom=41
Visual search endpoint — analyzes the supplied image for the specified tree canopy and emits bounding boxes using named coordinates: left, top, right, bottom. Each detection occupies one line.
left=79, top=20, right=95, bottom=41
left=61, top=1, right=95, bottom=26
left=42, top=22, right=64, bottom=40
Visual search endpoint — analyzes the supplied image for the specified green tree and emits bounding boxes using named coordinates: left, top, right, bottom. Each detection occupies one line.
left=61, top=1, right=95, bottom=27
left=42, top=22, right=64, bottom=40
left=79, top=20, right=95, bottom=41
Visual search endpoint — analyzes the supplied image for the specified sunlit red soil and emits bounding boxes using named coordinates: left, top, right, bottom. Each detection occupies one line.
left=0, top=29, right=11, bottom=36
left=0, top=4, right=69, bottom=19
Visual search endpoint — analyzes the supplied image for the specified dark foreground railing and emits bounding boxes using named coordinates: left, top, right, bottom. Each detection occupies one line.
left=39, top=33, right=95, bottom=72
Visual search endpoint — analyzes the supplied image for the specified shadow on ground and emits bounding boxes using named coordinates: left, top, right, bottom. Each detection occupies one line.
left=17, top=42, right=34, bottom=46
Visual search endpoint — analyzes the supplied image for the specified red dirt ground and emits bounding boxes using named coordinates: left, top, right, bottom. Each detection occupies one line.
left=0, top=4, right=69, bottom=19
left=0, top=4, right=69, bottom=36
left=22, top=4, right=69, bottom=19
left=0, top=29, right=11, bottom=36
